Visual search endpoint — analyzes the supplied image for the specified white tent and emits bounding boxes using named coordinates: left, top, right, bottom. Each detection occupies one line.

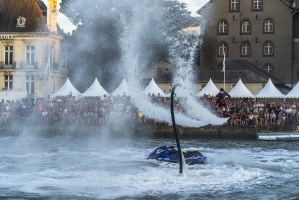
left=112, top=78, right=129, bottom=96
left=229, top=79, right=255, bottom=98
left=82, top=78, right=109, bottom=97
left=52, top=78, right=81, bottom=97
left=195, top=78, right=219, bottom=97
left=255, top=78, right=285, bottom=98
left=285, top=81, right=299, bottom=98
left=142, top=78, right=166, bottom=96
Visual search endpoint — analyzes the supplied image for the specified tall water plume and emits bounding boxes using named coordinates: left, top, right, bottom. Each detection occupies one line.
left=118, top=0, right=227, bottom=126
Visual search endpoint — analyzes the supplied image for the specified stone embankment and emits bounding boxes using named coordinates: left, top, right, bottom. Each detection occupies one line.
left=0, top=118, right=297, bottom=140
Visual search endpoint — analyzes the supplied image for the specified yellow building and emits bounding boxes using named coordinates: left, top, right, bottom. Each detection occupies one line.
left=0, top=0, right=67, bottom=100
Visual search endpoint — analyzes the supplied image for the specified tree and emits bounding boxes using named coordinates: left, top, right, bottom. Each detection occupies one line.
left=60, top=0, right=194, bottom=92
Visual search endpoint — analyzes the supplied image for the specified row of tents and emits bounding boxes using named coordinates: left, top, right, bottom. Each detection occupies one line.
left=52, top=77, right=299, bottom=99
left=197, top=78, right=297, bottom=98
left=52, top=78, right=165, bottom=98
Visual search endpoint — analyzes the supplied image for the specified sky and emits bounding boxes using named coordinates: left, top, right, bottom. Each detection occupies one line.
left=42, top=0, right=209, bottom=33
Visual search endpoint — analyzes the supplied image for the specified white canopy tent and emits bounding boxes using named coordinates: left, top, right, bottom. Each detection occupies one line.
left=195, top=78, right=219, bottom=97
left=285, top=82, right=299, bottom=98
left=111, top=78, right=129, bottom=96
left=229, top=79, right=255, bottom=98
left=81, top=78, right=109, bottom=97
left=52, top=78, right=81, bottom=97
left=142, top=78, right=166, bottom=96
left=255, top=79, right=285, bottom=98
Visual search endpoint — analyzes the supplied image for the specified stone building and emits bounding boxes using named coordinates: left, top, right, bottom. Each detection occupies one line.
left=199, top=0, right=299, bottom=86
left=0, top=0, right=67, bottom=99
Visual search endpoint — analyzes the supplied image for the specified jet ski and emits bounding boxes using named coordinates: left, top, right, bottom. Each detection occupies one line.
left=147, top=146, right=207, bottom=164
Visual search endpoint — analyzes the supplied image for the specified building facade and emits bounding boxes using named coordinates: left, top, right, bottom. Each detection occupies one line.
left=0, top=0, right=67, bottom=99
left=199, top=0, right=298, bottom=85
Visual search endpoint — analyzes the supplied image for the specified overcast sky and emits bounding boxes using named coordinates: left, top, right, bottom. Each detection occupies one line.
left=42, top=0, right=209, bottom=33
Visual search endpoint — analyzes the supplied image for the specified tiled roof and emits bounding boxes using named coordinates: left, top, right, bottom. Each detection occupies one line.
left=193, top=59, right=285, bottom=84
left=0, top=0, right=48, bottom=32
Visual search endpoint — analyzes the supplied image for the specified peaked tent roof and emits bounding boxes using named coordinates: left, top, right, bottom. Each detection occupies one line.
left=229, top=79, right=255, bottom=98
left=195, top=78, right=219, bottom=97
left=142, top=78, right=166, bottom=96
left=112, top=78, right=129, bottom=96
left=52, top=78, right=81, bottom=97
left=255, top=79, right=285, bottom=98
left=285, top=82, right=299, bottom=98
left=82, top=78, right=109, bottom=97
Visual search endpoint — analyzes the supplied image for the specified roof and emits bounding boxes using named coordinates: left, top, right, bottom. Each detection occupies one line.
left=195, top=78, right=219, bottom=97
left=255, top=79, right=285, bottom=98
left=195, top=59, right=285, bottom=84
left=228, top=79, right=255, bottom=98
left=52, top=78, right=81, bottom=96
left=82, top=78, right=109, bottom=97
left=112, top=78, right=130, bottom=96
left=0, top=0, right=49, bottom=32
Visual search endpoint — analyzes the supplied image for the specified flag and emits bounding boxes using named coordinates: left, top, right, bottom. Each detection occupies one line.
left=222, top=52, right=226, bottom=72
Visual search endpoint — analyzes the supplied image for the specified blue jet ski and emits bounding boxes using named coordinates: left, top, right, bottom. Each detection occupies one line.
left=147, top=146, right=207, bottom=164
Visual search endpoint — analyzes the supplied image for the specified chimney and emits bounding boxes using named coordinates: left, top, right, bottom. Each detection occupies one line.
left=47, top=0, right=58, bottom=33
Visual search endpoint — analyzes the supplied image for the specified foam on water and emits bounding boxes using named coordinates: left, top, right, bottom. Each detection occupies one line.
left=1, top=134, right=299, bottom=199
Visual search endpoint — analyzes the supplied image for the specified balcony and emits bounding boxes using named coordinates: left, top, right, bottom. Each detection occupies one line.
left=20, top=61, right=37, bottom=69
left=0, top=61, right=16, bottom=69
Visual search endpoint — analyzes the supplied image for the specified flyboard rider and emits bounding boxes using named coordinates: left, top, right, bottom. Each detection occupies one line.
left=215, top=88, right=231, bottom=108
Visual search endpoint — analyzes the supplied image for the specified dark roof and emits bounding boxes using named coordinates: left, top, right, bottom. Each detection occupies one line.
left=0, top=0, right=48, bottom=32
left=194, top=59, right=285, bottom=83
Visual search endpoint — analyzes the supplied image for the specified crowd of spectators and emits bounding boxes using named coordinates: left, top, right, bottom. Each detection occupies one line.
left=0, top=92, right=298, bottom=130
left=201, top=94, right=299, bottom=129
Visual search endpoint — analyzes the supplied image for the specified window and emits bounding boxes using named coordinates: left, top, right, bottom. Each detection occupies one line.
left=263, top=64, right=274, bottom=74
left=264, top=18, right=274, bottom=33
left=218, top=42, right=228, bottom=56
left=241, top=20, right=251, bottom=34
left=4, top=75, right=13, bottom=90
left=26, top=75, right=35, bottom=95
left=264, top=41, right=274, bottom=56
left=253, top=0, right=263, bottom=11
left=5, top=45, right=13, bottom=65
left=218, top=20, right=228, bottom=34
left=26, top=45, right=35, bottom=65
left=230, top=0, right=239, bottom=12
left=241, top=42, right=251, bottom=56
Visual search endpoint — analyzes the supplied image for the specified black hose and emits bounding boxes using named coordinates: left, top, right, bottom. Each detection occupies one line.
left=170, top=84, right=183, bottom=175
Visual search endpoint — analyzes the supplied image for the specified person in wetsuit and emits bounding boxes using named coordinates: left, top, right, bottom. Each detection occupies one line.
left=215, top=88, right=231, bottom=108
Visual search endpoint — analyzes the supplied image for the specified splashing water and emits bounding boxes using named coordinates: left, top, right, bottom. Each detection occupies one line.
left=118, top=1, right=227, bottom=127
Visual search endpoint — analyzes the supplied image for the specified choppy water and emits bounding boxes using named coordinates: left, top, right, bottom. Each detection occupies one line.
left=0, top=130, right=299, bottom=199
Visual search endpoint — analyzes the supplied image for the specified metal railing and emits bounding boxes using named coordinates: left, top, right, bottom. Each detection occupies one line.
left=0, top=61, right=16, bottom=69
left=20, top=61, right=38, bottom=69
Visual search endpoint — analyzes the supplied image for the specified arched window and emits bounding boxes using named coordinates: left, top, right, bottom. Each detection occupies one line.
left=263, top=41, right=274, bottom=56
left=218, top=42, right=228, bottom=57
left=218, top=20, right=228, bottom=34
left=230, top=0, right=240, bottom=12
left=241, top=20, right=251, bottom=34
left=253, top=0, right=263, bottom=11
left=263, top=63, right=274, bottom=74
left=241, top=42, right=251, bottom=56
left=264, top=18, right=274, bottom=33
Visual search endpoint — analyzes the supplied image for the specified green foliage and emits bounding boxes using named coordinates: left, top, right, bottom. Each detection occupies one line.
left=59, top=0, right=194, bottom=92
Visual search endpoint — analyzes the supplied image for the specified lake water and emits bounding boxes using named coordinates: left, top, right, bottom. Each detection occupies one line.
left=0, top=129, right=298, bottom=199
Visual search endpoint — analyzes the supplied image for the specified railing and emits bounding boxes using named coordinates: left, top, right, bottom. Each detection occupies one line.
left=0, top=61, right=16, bottom=69
left=20, top=61, right=37, bottom=69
